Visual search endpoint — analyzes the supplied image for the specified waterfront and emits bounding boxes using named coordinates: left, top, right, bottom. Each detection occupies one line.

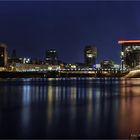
left=0, top=78, right=140, bottom=138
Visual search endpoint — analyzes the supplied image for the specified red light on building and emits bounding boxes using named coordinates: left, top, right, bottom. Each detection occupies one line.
left=118, top=40, right=140, bottom=44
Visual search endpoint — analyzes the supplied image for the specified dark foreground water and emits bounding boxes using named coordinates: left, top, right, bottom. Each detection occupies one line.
left=0, top=78, right=140, bottom=139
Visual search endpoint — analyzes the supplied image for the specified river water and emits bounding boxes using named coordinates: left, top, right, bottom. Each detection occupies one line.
left=0, top=78, right=140, bottom=139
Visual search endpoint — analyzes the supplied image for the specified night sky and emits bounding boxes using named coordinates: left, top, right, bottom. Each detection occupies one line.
left=0, top=1, right=140, bottom=64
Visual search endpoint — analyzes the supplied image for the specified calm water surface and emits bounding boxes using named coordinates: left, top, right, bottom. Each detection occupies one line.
left=0, top=78, right=140, bottom=139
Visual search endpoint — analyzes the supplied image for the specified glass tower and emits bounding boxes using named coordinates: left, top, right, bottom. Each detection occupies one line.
left=118, top=40, right=140, bottom=69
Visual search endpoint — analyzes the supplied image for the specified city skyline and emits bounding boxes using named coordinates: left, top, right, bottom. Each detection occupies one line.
left=0, top=1, right=140, bottom=63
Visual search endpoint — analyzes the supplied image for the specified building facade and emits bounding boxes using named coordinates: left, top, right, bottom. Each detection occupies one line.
left=118, top=40, right=140, bottom=69
left=84, top=45, right=97, bottom=67
left=0, top=43, right=7, bottom=67
left=45, top=49, right=58, bottom=65
left=10, top=49, right=20, bottom=63
left=100, top=60, right=114, bottom=69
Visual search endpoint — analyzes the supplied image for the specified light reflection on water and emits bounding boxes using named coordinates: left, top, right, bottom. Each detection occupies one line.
left=0, top=78, right=140, bottom=138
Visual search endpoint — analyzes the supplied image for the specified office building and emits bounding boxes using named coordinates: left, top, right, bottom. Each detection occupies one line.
left=84, top=45, right=97, bottom=67
left=45, top=49, right=58, bottom=65
left=0, top=43, right=7, bottom=67
left=11, top=49, right=17, bottom=60
left=118, top=40, right=140, bottom=69
left=100, top=60, right=114, bottom=69
left=10, top=49, right=20, bottom=63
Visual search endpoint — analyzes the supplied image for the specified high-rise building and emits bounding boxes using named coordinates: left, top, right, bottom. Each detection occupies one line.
left=118, top=40, right=140, bottom=69
left=45, top=49, right=58, bottom=65
left=11, top=49, right=17, bottom=60
left=84, top=45, right=97, bottom=67
left=11, top=49, right=19, bottom=63
left=0, top=43, right=7, bottom=67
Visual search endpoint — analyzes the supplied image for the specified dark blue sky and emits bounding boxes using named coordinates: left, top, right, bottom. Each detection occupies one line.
left=0, top=1, right=140, bottom=64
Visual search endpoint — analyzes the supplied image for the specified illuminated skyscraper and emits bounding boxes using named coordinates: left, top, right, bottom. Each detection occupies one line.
left=84, top=45, right=97, bottom=67
left=0, top=43, right=7, bottom=67
left=118, top=40, right=140, bottom=69
left=45, top=49, right=58, bottom=65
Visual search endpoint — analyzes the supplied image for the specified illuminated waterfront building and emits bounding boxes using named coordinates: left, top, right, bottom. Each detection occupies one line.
left=100, top=60, right=114, bottom=69
left=0, top=43, right=7, bottom=67
left=19, top=58, right=30, bottom=64
left=45, top=49, right=58, bottom=65
left=84, top=45, right=97, bottom=67
left=118, top=40, right=140, bottom=69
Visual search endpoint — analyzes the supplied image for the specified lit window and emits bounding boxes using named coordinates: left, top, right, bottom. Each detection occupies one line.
left=121, top=51, right=124, bottom=56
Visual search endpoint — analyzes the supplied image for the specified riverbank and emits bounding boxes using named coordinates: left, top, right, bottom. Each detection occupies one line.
left=0, top=71, right=129, bottom=78
left=124, top=69, right=140, bottom=78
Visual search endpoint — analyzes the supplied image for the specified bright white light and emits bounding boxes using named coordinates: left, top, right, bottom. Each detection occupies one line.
left=121, top=51, right=124, bottom=56
left=87, top=54, right=93, bottom=58
left=48, top=66, right=52, bottom=70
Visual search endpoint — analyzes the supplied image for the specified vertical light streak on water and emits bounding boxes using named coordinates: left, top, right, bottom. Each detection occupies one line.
left=117, top=78, right=140, bottom=138
left=70, top=84, right=77, bottom=118
left=78, top=87, right=81, bottom=100
left=67, top=85, right=77, bottom=135
left=86, top=85, right=93, bottom=136
left=22, top=80, right=31, bottom=133
left=55, top=86, right=59, bottom=102
left=22, top=84, right=31, bottom=105
left=58, top=85, right=61, bottom=101
left=87, top=85, right=93, bottom=116
left=35, top=86, right=39, bottom=103
left=47, top=79, right=53, bottom=126
left=39, top=86, right=43, bottom=102
left=67, top=86, right=70, bottom=101
left=43, top=85, right=46, bottom=101
left=61, top=86, right=65, bottom=102
left=70, top=86, right=77, bottom=104
left=91, top=80, right=101, bottom=136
